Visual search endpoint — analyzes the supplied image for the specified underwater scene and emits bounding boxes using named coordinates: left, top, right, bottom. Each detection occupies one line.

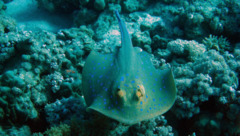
left=0, top=0, right=240, bottom=135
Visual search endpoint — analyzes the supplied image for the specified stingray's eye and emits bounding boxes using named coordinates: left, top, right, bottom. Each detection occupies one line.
left=135, top=84, right=145, bottom=101
left=117, top=88, right=125, bottom=98
left=116, top=88, right=127, bottom=105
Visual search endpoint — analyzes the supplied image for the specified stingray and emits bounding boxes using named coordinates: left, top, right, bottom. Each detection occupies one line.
left=82, top=11, right=177, bottom=124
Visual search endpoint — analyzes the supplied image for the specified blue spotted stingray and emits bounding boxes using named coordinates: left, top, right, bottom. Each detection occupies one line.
left=82, top=11, right=177, bottom=124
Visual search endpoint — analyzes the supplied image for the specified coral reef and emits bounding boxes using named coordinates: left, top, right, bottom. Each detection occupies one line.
left=43, top=123, right=71, bottom=136
left=203, top=34, right=231, bottom=53
left=44, top=96, right=86, bottom=125
left=0, top=0, right=239, bottom=135
left=0, top=19, right=91, bottom=127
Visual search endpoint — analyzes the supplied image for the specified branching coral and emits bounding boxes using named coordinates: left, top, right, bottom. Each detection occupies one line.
left=202, top=34, right=230, bottom=53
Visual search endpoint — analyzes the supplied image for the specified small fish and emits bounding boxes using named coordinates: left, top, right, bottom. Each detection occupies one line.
left=82, top=11, right=177, bottom=124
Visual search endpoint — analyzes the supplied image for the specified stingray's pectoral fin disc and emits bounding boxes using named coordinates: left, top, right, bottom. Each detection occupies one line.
left=84, top=68, right=177, bottom=125
left=82, top=51, right=177, bottom=125
left=158, top=68, right=177, bottom=110
left=87, top=102, right=143, bottom=125
left=82, top=51, right=117, bottom=106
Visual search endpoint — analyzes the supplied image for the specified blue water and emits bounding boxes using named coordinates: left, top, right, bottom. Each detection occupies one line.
left=6, top=0, right=73, bottom=32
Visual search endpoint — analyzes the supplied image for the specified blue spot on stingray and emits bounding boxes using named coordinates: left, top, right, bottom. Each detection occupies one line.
left=140, top=101, right=143, bottom=105
left=131, top=80, right=135, bottom=83
left=120, top=77, right=124, bottom=81
left=146, top=95, right=148, bottom=98
left=88, top=80, right=91, bottom=84
left=111, top=63, right=114, bottom=66
left=152, top=89, right=155, bottom=92
left=140, top=109, right=143, bottom=111
left=153, top=98, right=155, bottom=102
left=149, top=107, right=152, bottom=110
